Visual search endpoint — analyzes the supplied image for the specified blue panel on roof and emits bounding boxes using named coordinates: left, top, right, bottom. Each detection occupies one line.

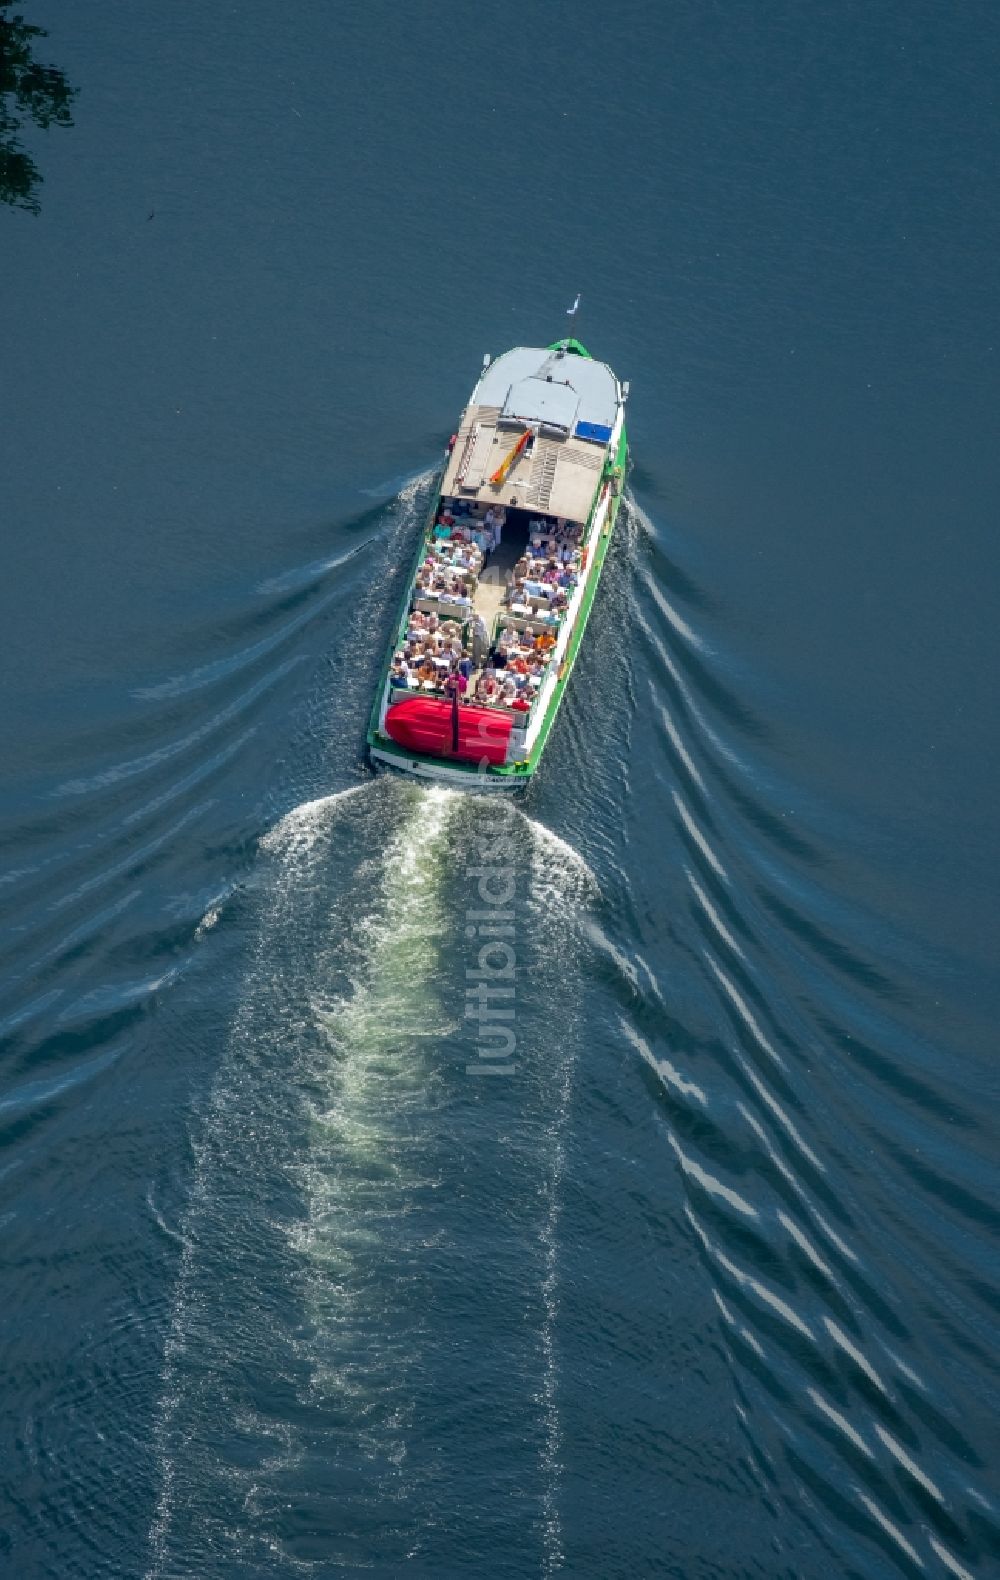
left=575, top=420, right=613, bottom=444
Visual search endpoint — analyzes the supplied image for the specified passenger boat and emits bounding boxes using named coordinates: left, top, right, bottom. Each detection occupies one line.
left=367, top=338, right=628, bottom=788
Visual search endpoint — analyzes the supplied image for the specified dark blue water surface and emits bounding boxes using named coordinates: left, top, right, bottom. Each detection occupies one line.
left=2, top=2, right=999, bottom=1575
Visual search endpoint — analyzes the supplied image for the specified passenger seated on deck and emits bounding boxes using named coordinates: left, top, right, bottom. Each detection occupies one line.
left=534, top=628, right=556, bottom=652
left=416, top=657, right=437, bottom=685
left=390, top=655, right=409, bottom=688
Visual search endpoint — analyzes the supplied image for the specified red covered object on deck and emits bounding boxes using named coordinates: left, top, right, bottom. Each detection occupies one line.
left=385, top=696, right=513, bottom=766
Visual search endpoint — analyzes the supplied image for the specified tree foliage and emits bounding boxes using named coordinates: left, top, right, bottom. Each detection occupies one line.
left=1, top=3, right=76, bottom=214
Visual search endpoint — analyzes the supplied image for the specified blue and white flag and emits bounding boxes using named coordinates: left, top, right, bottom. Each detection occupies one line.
left=566, top=293, right=581, bottom=316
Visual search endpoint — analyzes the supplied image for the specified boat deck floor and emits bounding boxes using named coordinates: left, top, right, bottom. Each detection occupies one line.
left=472, top=536, right=521, bottom=631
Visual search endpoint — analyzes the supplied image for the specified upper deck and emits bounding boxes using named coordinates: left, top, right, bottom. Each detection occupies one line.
left=440, top=343, right=624, bottom=525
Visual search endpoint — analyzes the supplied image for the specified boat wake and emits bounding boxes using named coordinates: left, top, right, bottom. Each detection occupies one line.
left=145, top=776, right=600, bottom=1576
left=580, top=488, right=1000, bottom=1577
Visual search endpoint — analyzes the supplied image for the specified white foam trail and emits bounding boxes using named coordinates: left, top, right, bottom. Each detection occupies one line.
left=666, top=1130, right=759, bottom=1218
left=145, top=1184, right=186, bottom=1246
left=713, top=1289, right=737, bottom=1325
left=133, top=572, right=364, bottom=697
left=777, top=1210, right=837, bottom=1283
left=0, top=988, right=63, bottom=1040
left=145, top=468, right=444, bottom=1572
left=872, top=1423, right=945, bottom=1504
left=637, top=605, right=746, bottom=771
left=261, top=783, right=370, bottom=857
left=256, top=535, right=378, bottom=596
left=712, top=1290, right=769, bottom=1360
left=741, top=1326, right=767, bottom=1359
left=146, top=788, right=391, bottom=1578
left=672, top=790, right=727, bottom=880
left=641, top=567, right=709, bottom=651
left=619, top=1019, right=709, bottom=1107
left=824, top=1318, right=890, bottom=1397
left=51, top=803, right=211, bottom=910
left=877, top=1341, right=927, bottom=1391
left=623, top=495, right=656, bottom=541
left=735, top=1055, right=825, bottom=1173
left=739, top=1102, right=858, bottom=1263
left=521, top=815, right=599, bottom=902
left=396, top=467, right=439, bottom=507
left=928, top=1537, right=974, bottom=1579
left=0, top=1043, right=122, bottom=1118
left=657, top=702, right=707, bottom=790
left=147, top=763, right=600, bottom=1575
left=55, top=968, right=179, bottom=1023
left=686, top=869, right=743, bottom=956
left=53, top=662, right=299, bottom=799
left=524, top=827, right=591, bottom=1579
left=194, top=903, right=221, bottom=938
left=854, top=1490, right=925, bottom=1569
left=685, top=1206, right=815, bottom=1341
left=538, top=1044, right=569, bottom=1576
left=806, top=1388, right=875, bottom=1459
left=706, top=959, right=786, bottom=1069
left=292, top=787, right=458, bottom=1478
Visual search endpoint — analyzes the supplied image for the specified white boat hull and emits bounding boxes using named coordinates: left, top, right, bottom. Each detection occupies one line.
left=369, top=746, right=524, bottom=791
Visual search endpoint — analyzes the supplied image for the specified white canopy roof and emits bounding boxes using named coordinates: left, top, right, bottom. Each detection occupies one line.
left=501, top=375, right=579, bottom=432
left=473, top=345, right=619, bottom=432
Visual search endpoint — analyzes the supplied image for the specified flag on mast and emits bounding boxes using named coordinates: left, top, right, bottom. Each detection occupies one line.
left=566, top=293, right=581, bottom=316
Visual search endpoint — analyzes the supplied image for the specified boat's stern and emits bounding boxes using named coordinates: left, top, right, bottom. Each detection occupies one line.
left=368, top=735, right=532, bottom=790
